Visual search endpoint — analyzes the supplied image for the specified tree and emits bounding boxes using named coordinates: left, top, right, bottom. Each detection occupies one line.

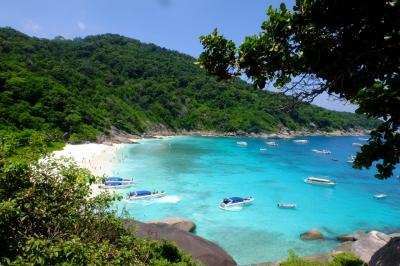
left=198, top=0, right=400, bottom=179
left=0, top=129, right=197, bottom=265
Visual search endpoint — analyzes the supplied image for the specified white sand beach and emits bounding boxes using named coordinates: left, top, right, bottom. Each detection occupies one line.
left=53, top=143, right=126, bottom=176
left=52, top=143, right=127, bottom=196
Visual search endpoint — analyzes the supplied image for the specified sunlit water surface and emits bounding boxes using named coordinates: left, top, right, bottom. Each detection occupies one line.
left=112, top=136, right=400, bottom=265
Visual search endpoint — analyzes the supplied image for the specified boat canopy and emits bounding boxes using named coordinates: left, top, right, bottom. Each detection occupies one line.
left=107, top=176, right=123, bottom=181
left=128, top=190, right=152, bottom=197
left=223, top=197, right=244, bottom=203
left=105, top=181, right=123, bottom=186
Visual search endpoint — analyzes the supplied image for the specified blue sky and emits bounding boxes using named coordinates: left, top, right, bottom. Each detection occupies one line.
left=1, top=0, right=357, bottom=112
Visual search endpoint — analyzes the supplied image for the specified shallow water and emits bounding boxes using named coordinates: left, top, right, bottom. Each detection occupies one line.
left=112, top=136, right=400, bottom=265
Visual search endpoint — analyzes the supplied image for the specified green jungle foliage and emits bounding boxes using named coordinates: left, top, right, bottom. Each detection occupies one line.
left=278, top=251, right=366, bottom=266
left=0, top=27, right=379, bottom=143
left=0, top=129, right=197, bottom=265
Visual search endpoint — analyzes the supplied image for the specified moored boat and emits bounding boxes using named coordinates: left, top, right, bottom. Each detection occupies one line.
left=304, top=177, right=336, bottom=186
left=312, top=149, right=332, bottom=154
left=106, top=176, right=134, bottom=184
left=352, top=142, right=363, bottom=147
left=373, top=194, right=387, bottom=199
left=237, top=141, right=248, bottom=146
left=259, top=148, right=267, bottom=151
left=293, top=139, right=309, bottom=144
left=347, top=155, right=356, bottom=163
left=265, top=141, right=278, bottom=146
left=126, top=190, right=166, bottom=200
left=219, top=196, right=254, bottom=209
left=103, top=181, right=134, bottom=189
left=277, top=203, right=296, bottom=209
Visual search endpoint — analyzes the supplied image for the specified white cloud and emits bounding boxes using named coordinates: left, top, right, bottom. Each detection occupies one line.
left=77, top=21, right=86, bottom=30
left=24, top=20, right=41, bottom=33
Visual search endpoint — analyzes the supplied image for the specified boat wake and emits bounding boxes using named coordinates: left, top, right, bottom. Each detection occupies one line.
left=155, top=195, right=181, bottom=203
left=219, top=205, right=243, bottom=211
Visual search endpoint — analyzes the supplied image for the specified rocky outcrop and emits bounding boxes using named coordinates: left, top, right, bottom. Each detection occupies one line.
left=336, top=234, right=356, bottom=242
left=124, top=219, right=236, bottom=266
left=146, top=217, right=196, bottom=232
left=300, top=229, right=325, bottom=240
left=333, top=230, right=390, bottom=263
left=369, top=237, right=400, bottom=266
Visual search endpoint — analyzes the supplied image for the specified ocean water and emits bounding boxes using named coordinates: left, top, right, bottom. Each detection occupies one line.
left=112, top=136, right=400, bottom=265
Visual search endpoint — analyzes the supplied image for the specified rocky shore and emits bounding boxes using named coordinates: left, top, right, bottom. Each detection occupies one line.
left=259, top=229, right=400, bottom=266
left=98, top=126, right=370, bottom=144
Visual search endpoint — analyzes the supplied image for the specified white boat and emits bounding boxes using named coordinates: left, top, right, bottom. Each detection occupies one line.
left=265, top=141, right=278, bottom=146
left=312, top=149, right=332, bottom=154
left=103, top=181, right=134, bottom=189
left=358, top=137, right=369, bottom=141
left=293, top=139, right=309, bottom=144
left=259, top=148, right=267, bottom=151
left=352, top=142, right=363, bottom=147
left=277, top=203, right=296, bottom=209
left=373, top=194, right=387, bottom=199
left=237, top=141, right=248, bottom=146
left=347, top=155, right=356, bottom=163
left=106, top=176, right=134, bottom=185
left=219, top=196, right=254, bottom=209
left=126, top=190, right=166, bottom=200
left=304, top=177, right=336, bottom=186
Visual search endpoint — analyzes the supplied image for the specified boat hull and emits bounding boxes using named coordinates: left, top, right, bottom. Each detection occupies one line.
left=127, top=192, right=166, bottom=200
left=219, top=198, right=254, bottom=209
left=304, top=178, right=336, bottom=186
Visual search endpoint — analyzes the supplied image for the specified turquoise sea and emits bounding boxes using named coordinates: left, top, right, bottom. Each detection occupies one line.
left=112, top=136, right=400, bottom=265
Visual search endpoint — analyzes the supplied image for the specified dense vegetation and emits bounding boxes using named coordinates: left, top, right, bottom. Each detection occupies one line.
left=0, top=27, right=379, bottom=143
left=0, top=129, right=197, bottom=265
left=0, top=27, right=374, bottom=266
left=198, top=0, right=399, bottom=178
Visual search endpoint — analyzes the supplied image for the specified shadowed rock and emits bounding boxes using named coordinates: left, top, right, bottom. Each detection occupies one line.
left=336, top=234, right=356, bottom=242
left=369, top=237, right=400, bottom=266
left=300, top=229, right=325, bottom=240
left=146, top=217, right=196, bottom=232
left=124, top=219, right=236, bottom=266
left=333, top=231, right=390, bottom=263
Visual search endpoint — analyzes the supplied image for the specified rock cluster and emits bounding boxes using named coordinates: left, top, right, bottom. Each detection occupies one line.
left=124, top=219, right=236, bottom=266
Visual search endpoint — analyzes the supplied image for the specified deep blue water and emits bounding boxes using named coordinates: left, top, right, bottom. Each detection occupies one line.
left=112, top=136, right=400, bottom=265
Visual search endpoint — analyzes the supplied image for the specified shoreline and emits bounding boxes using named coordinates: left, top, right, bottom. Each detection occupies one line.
left=106, top=128, right=370, bottom=144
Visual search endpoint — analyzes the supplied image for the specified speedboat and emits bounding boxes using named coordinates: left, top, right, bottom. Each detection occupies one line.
left=312, top=149, right=332, bottom=154
left=265, top=141, right=278, bottom=146
left=103, top=181, right=134, bottom=189
left=237, top=141, right=248, bottom=146
left=293, top=139, right=309, bottom=144
left=304, top=177, right=336, bottom=186
left=106, top=176, right=134, bottom=185
left=359, top=137, right=369, bottom=141
left=219, top=196, right=254, bottom=209
left=347, top=155, right=356, bottom=163
left=126, top=190, right=166, bottom=200
left=352, top=142, right=363, bottom=147
left=373, top=194, right=387, bottom=199
left=259, top=148, right=267, bottom=151
left=277, top=203, right=296, bottom=209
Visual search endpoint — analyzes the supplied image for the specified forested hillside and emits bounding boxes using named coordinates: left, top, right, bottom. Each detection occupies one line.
left=0, top=28, right=379, bottom=143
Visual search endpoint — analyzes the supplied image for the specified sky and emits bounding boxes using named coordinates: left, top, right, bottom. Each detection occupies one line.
left=0, top=0, right=357, bottom=112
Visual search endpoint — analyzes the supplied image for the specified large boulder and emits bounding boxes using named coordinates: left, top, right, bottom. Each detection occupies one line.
left=333, top=231, right=390, bottom=263
left=300, top=229, right=325, bottom=240
left=146, top=217, right=196, bottom=232
left=124, top=219, right=236, bottom=266
left=369, top=237, right=400, bottom=266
